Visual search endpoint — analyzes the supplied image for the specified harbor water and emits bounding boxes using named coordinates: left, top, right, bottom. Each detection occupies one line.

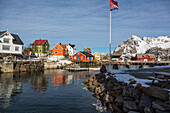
left=1, top=66, right=170, bottom=113
left=0, top=69, right=109, bottom=113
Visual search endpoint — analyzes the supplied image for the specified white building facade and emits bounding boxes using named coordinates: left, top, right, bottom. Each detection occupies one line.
left=0, top=31, right=24, bottom=55
left=67, top=44, right=76, bottom=57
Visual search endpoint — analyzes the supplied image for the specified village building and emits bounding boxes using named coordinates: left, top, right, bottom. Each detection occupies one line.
left=72, top=51, right=94, bottom=61
left=83, top=48, right=91, bottom=53
left=32, top=39, right=50, bottom=57
left=93, top=52, right=100, bottom=61
left=0, top=30, right=24, bottom=56
left=67, top=44, right=76, bottom=57
left=22, top=48, right=33, bottom=55
left=135, top=54, right=156, bottom=61
left=52, top=43, right=68, bottom=58
left=111, top=55, right=121, bottom=61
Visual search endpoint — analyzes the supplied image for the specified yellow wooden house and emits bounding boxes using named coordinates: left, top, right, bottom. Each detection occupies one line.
left=93, top=52, right=100, bottom=61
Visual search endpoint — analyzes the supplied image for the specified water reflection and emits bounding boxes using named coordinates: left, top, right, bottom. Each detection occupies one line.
left=51, top=72, right=90, bottom=89
left=0, top=73, right=22, bottom=109
left=31, top=74, right=49, bottom=92
left=0, top=70, right=93, bottom=111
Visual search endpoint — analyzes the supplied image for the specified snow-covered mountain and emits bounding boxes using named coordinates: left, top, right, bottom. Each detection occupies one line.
left=113, top=35, right=170, bottom=57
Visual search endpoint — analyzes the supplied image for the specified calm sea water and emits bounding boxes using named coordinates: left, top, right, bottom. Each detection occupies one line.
left=1, top=66, right=170, bottom=113
left=0, top=69, right=109, bottom=113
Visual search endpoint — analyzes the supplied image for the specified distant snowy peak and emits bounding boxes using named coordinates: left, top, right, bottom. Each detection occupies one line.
left=143, top=36, right=170, bottom=49
left=113, top=35, right=170, bottom=56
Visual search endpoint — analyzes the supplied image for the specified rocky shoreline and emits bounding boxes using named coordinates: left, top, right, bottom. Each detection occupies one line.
left=83, top=73, right=170, bottom=113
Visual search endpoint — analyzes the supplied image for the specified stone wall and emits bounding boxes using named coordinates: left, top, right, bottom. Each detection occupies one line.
left=0, top=62, right=13, bottom=73
left=44, top=62, right=62, bottom=69
left=83, top=73, right=170, bottom=113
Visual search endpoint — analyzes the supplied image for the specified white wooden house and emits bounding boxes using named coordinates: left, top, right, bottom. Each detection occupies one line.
left=0, top=31, right=24, bottom=55
left=67, top=44, right=76, bottom=57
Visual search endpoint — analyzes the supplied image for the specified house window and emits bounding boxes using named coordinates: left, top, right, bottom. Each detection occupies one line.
left=15, top=46, right=19, bottom=51
left=81, top=56, right=83, bottom=59
left=3, top=38, right=10, bottom=43
left=59, top=47, right=61, bottom=49
left=39, top=50, right=41, bottom=52
left=55, top=52, right=57, bottom=54
left=87, top=57, right=89, bottom=60
left=55, top=47, right=57, bottom=49
left=39, top=45, right=41, bottom=47
left=74, top=56, right=76, bottom=59
left=78, top=53, right=80, bottom=55
left=2, top=45, right=10, bottom=50
left=59, top=51, right=61, bottom=53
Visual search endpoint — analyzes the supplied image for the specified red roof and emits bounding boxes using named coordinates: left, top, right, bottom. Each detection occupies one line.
left=32, top=39, right=47, bottom=45
left=60, top=44, right=67, bottom=49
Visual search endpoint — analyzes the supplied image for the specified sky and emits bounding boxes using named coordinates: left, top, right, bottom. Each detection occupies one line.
left=0, top=0, right=170, bottom=54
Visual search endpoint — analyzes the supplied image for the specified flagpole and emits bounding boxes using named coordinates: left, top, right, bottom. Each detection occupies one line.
left=109, top=11, right=111, bottom=72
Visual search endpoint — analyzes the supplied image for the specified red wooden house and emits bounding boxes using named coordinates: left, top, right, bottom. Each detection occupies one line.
left=135, top=54, right=156, bottom=61
left=72, top=51, right=94, bottom=61
left=23, top=48, right=32, bottom=55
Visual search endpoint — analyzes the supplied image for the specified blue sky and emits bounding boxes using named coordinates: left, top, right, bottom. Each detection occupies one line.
left=0, top=0, right=170, bottom=53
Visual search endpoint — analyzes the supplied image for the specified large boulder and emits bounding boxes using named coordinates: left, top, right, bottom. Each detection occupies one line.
left=139, top=93, right=152, bottom=108
left=124, top=101, right=139, bottom=111
left=140, top=86, right=169, bottom=101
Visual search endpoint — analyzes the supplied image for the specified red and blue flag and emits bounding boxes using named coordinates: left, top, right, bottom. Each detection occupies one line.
left=110, top=0, right=119, bottom=11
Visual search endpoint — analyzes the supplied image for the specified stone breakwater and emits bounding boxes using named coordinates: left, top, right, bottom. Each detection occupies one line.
left=83, top=73, right=170, bottom=113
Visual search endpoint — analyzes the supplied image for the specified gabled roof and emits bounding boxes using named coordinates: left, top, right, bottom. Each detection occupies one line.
left=0, top=31, right=24, bottom=45
left=12, top=34, right=24, bottom=45
left=136, top=54, right=144, bottom=58
left=60, top=44, right=67, bottom=49
left=68, top=44, right=75, bottom=48
left=0, top=31, right=6, bottom=35
left=81, top=52, right=94, bottom=57
left=146, top=54, right=156, bottom=58
left=32, top=39, right=47, bottom=45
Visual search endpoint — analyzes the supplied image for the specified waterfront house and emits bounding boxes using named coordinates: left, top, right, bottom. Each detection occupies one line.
left=32, top=39, right=50, bottom=57
left=135, top=54, right=144, bottom=61
left=93, top=52, right=100, bottom=61
left=23, top=48, right=32, bottom=55
left=0, top=30, right=24, bottom=56
left=52, top=43, right=68, bottom=58
left=67, top=44, right=76, bottom=57
left=111, top=55, right=121, bottom=61
left=72, top=51, right=94, bottom=61
left=135, top=54, right=156, bottom=61
left=143, top=54, right=156, bottom=61
left=83, top=48, right=91, bottom=53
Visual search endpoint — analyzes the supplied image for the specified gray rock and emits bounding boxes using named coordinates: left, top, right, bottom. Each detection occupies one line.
left=124, top=101, right=138, bottom=110
left=140, top=86, right=169, bottom=101
left=122, top=86, right=134, bottom=97
left=131, top=88, right=141, bottom=99
left=152, top=100, right=170, bottom=111
left=144, top=107, right=154, bottom=113
left=115, top=95, right=124, bottom=103
left=156, top=110, right=170, bottom=113
left=139, top=93, right=152, bottom=108
left=128, top=111, right=140, bottom=113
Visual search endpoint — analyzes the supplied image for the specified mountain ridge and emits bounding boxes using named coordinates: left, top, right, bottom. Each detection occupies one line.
left=113, top=35, right=170, bottom=58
